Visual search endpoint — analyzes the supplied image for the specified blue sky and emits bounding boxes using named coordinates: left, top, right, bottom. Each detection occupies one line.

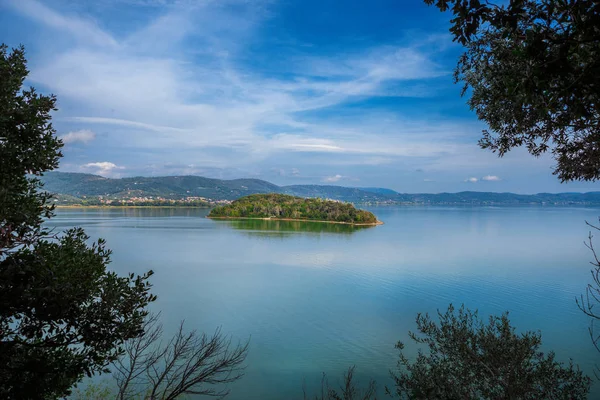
left=2, top=0, right=599, bottom=193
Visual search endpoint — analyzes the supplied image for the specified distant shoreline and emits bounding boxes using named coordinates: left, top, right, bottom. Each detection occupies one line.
left=207, top=216, right=384, bottom=226
left=54, top=203, right=600, bottom=210
left=55, top=205, right=211, bottom=209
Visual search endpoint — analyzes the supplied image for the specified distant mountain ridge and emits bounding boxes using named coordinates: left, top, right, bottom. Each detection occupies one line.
left=39, top=172, right=600, bottom=206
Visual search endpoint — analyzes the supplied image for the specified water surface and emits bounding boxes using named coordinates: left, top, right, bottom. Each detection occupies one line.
left=50, top=206, right=600, bottom=398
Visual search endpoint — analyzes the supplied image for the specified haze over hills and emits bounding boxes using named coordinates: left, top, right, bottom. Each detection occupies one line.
left=41, top=172, right=280, bottom=201
left=40, top=172, right=600, bottom=206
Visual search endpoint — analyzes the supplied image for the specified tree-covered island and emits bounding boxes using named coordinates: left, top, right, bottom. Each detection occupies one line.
left=208, top=194, right=381, bottom=225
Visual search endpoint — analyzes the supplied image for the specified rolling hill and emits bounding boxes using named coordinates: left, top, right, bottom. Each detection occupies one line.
left=39, top=171, right=600, bottom=206
left=39, top=172, right=280, bottom=200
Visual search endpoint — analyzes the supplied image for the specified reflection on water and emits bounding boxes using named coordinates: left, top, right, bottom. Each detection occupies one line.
left=219, top=218, right=374, bottom=236
left=48, top=206, right=600, bottom=399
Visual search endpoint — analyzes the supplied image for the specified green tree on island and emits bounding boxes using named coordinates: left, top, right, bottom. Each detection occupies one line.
left=209, top=194, right=379, bottom=224
left=0, top=44, right=155, bottom=398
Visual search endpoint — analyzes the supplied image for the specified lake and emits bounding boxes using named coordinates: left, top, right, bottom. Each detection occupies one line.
left=50, top=206, right=600, bottom=399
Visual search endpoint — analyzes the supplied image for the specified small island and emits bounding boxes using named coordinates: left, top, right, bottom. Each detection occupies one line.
left=207, top=194, right=382, bottom=226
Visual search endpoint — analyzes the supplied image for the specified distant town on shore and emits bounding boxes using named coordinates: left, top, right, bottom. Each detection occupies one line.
left=41, top=171, right=600, bottom=207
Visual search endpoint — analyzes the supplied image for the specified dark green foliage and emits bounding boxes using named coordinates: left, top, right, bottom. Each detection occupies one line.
left=208, top=194, right=378, bottom=224
left=389, top=304, right=591, bottom=399
left=0, top=44, right=155, bottom=399
left=0, top=45, right=62, bottom=254
left=425, top=0, right=600, bottom=182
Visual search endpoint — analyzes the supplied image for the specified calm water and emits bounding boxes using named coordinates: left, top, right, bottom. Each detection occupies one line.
left=50, top=206, right=600, bottom=398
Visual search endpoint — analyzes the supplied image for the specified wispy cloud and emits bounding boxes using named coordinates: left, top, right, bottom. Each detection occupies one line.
left=3, top=0, right=586, bottom=192
left=5, top=0, right=118, bottom=47
left=464, top=175, right=501, bottom=183
left=482, top=175, right=501, bottom=181
left=59, top=129, right=96, bottom=144
left=322, top=174, right=343, bottom=183
left=66, top=117, right=187, bottom=133
left=10, top=0, right=458, bottom=159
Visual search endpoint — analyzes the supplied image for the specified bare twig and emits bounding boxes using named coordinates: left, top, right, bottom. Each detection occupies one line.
left=112, top=315, right=249, bottom=399
left=577, top=219, right=600, bottom=379
left=304, top=367, right=377, bottom=400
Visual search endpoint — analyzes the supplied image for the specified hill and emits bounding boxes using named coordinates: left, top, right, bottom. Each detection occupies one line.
left=40, top=172, right=280, bottom=201
left=208, top=194, right=380, bottom=225
left=39, top=172, right=600, bottom=206
left=281, top=185, right=387, bottom=203
left=359, top=187, right=399, bottom=196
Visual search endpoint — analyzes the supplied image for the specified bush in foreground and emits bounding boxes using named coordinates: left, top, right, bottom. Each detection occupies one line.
left=389, top=304, right=590, bottom=399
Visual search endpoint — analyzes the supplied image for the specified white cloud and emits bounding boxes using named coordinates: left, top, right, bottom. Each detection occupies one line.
left=266, top=131, right=464, bottom=158
left=289, top=143, right=344, bottom=152
left=322, top=174, right=343, bottom=183
left=82, top=162, right=125, bottom=177
left=11, top=1, right=460, bottom=155
left=5, top=0, right=118, bottom=48
left=482, top=175, right=501, bottom=181
left=465, top=177, right=478, bottom=183
left=66, top=117, right=187, bottom=133
left=8, top=0, right=546, bottom=187
left=59, top=129, right=96, bottom=144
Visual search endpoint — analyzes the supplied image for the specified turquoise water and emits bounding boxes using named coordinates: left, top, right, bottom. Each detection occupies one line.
left=50, top=206, right=600, bottom=398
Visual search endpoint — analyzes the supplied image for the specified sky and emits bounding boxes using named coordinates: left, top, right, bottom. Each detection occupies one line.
left=2, top=0, right=599, bottom=193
